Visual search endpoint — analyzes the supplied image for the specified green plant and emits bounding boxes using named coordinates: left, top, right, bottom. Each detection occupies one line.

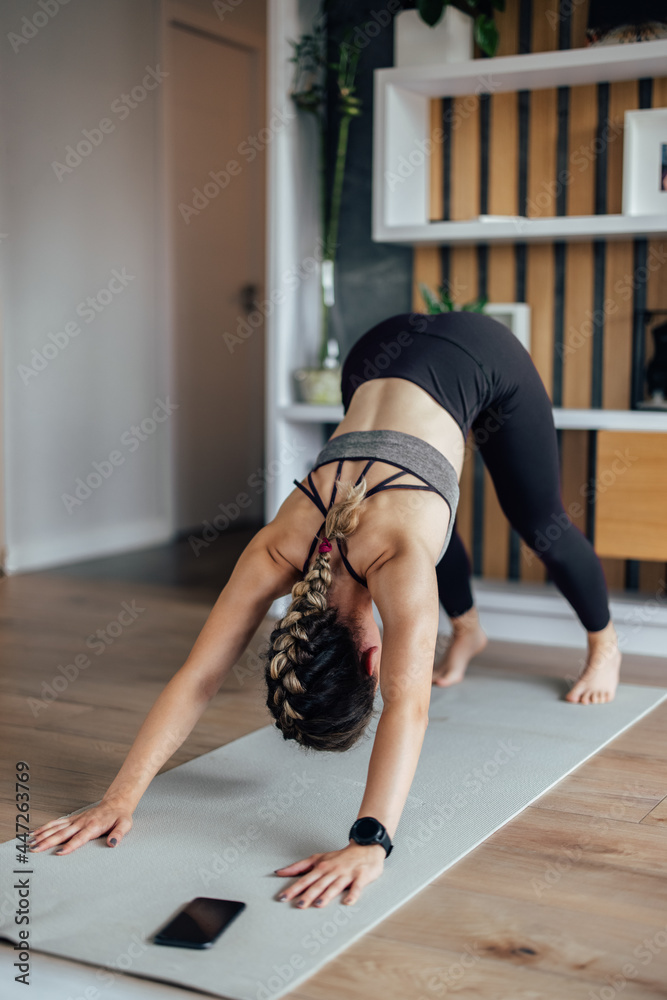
left=289, top=12, right=363, bottom=367
left=406, top=0, right=505, bottom=57
left=419, top=281, right=487, bottom=313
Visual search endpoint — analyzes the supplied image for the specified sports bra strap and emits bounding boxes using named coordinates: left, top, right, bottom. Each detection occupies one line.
left=293, top=456, right=447, bottom=585
left=293, top=472, right=328, bottom=516
left=365, top=469, right=418, bottom=496
left=335, top=537, right=366, bottom=585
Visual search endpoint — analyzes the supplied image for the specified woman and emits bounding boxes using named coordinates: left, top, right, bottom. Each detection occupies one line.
left=28, top=311, right=621, bottom=911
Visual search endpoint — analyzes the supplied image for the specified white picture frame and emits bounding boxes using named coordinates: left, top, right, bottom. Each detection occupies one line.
left=622, top=108, right=667, bottom=216
left=485, top=302, right=531, bottom=352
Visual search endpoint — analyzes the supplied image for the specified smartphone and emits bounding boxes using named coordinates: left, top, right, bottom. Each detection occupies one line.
left=153, top=897, right=246, bottom=949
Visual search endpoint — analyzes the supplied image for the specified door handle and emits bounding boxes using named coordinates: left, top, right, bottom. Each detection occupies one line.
left=240, top=282, right=259, bottom=314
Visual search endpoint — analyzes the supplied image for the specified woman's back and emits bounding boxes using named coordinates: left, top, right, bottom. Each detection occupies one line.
left=271, top=376, right=464, bottom=585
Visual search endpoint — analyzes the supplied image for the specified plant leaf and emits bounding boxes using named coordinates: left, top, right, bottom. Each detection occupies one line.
left=437, top=284, right=455, bottom=311
left=418, top=282, right=440, bottom=313
left=474, top=13, right=499, bottom=56
left=462, top=295, right=487, bottom=312
left=417, top=0, right=448, bottom=28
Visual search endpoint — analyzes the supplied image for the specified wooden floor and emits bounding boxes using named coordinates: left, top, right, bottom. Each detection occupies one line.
left=2, top=532, right=667, bottom=999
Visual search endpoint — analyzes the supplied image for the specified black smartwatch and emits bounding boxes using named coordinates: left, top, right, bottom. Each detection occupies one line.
left=348, top=816, right=393, bottom=857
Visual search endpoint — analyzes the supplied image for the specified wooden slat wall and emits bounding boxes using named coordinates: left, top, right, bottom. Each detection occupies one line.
left=413, top=0, right=667, bottom=601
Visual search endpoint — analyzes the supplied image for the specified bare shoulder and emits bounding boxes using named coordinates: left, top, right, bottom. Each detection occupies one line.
left=366, top=539, right=440, bottom=630
left=232, top=522, right=302, bottom=601
left=258, top=481, right=326, bottom=576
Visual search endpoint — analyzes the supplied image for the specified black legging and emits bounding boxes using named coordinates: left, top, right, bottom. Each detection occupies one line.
left=436, top=377, right=611, bottom=634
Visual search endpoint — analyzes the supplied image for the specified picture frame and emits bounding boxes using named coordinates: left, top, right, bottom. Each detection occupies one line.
left=485, top=302, right=531, bottom=352
left=622, top=108, right=667, bottom=216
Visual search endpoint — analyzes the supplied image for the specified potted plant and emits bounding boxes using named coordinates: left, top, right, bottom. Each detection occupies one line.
left=419, top=281, right=488, bottom=313
left=288, top=13, right=363, bottom=405
left=395, top=0, right=504, bottom=66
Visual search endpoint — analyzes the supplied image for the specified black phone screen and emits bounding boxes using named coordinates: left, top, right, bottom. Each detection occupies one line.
left=154, top=897, right=246, bottom=949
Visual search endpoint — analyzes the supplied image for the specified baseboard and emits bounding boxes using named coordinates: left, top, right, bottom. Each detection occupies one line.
left=4, top=517, right=175, bottom=574
left=270, top=578, right=667, bottom=657
left=468, top=579, right=667, bottom=656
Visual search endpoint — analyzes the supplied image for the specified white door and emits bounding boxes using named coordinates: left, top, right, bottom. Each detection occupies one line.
left=169, top=22, right=265, bottom=532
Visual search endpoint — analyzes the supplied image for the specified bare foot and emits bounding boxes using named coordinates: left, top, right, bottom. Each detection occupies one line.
left=565, top=620, right=622, bottom=705
left=433, top=607, right=488, bottom=687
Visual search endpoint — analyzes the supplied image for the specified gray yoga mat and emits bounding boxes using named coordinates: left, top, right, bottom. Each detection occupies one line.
left=2, top=667, right=666, bottom=1000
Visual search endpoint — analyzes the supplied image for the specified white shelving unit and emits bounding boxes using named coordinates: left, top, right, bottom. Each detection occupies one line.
left=372, top=38, right=667, bottom=244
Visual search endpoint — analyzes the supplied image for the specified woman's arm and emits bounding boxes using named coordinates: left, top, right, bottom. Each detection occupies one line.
left=29, top=524, right=299, bottom=854
left=353, top=540, right=440, bottom=833
left=106, top=525, right=300, bottom=801
left=273, top=543, right=441, bottom=908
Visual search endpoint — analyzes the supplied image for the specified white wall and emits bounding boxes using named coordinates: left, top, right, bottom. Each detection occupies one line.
left=0, top=0, right=172, bottom=573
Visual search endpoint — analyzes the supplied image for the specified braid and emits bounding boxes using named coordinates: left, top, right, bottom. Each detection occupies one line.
left=265, top=475, right=368, bottom=743
left=324, top=475, right=367, bottom=542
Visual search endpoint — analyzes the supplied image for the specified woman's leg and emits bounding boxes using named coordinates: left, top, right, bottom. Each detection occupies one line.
left=435, top=525, right=474, bottom=617
left=473, top=372, right=621, bottom=704
left=433, top=526, right=488, bottom=686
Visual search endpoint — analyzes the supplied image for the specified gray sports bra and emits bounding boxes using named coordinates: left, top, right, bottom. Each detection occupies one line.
left=293, top=429, right=460, bottom=587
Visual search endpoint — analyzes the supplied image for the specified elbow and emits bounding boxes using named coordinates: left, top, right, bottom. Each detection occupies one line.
left=197, top=681, right=218, bottom=704
left=414, top=707, right=430, bottom=729
left=405, top=700, right=429, bottom=728
left=381, top=700, right=429, bottom=729
left=176, top=664, right=218, bottom=705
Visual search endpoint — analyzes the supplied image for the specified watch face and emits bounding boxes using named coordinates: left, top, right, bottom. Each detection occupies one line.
left=355, top=817, right=380, bottom=840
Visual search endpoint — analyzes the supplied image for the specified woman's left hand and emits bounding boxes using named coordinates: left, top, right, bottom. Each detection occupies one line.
left=274, top=841, right=385, bottom=908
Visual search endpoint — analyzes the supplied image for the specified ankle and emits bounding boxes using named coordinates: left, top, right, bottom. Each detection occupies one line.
left=450, top=607, right=482, bottom=636
left=587, top=620, right=618, bottom=653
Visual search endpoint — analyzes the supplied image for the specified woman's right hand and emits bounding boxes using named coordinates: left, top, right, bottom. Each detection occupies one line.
left=28, top=799, right=134, bottom=855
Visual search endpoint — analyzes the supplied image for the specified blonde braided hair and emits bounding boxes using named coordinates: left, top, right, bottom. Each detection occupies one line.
left=264, top=475, right=378, bottom=751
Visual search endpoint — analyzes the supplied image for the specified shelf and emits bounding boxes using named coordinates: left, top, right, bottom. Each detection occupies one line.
left=372, top=39, right=667, bottom=244
left=279, top=403, right=344, bottom=422
left=375, top=39, right=667, bottom=98
left=374, top=214, right=667, bottom=246
left=279, top=403, right=667, bottom=433
left=552, top=408, right=667, bottom=432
